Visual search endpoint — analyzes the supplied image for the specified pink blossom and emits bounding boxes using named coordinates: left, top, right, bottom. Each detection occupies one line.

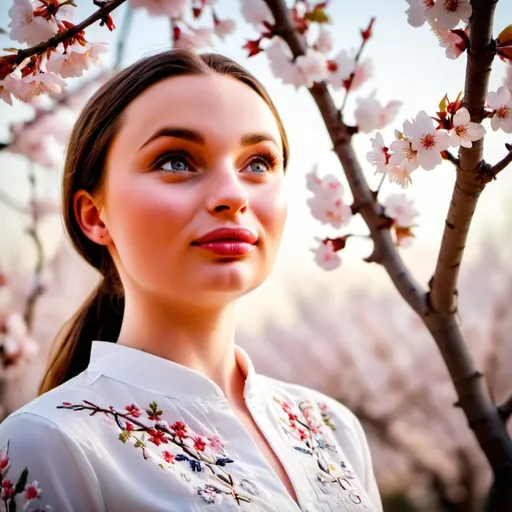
left=176, top=27, right=215, bottom=50
left=383, top=194, right=418, bottom=228
left=366, top=132, right=390, bottom=175
left=448, top=107, right=486, bottom=148
left=1, top=479, right=14, bottom=500
left=214, top=19, right=236, bottom=40
left=354, top=94, right=402, bottom=133
left=428, top=20, right=468, bottom=59
left=294, top=49, right=329, bottom=88
left=403, top=111, right=450, bottom=170
left=326, top=50, right=355, bottom=90
left=240, top=0, right=273, bottom=28
left=31, top=198, right=60, bottom=220
left=0, top=74, right=23, bottom=105
left=312, top=240, right=342, bottom=271
left=46, top=42, right=108, bottom=79
left=16, top=72, right=66, bottom=102
left=427, top=0, right=472, bottom=30
left=350, top=58, right=374, bottom=91
left=487, top=86, right=512, bottom=133
left=129, top=0, right=188, bottom=18
left=313, top=26, right=334, bottom=54
left=306, top=167, right=352, bottom=229
left=8, top=0, right=57, bottom=45
left=405, top=0, right=435, bottom=28
left=125, top=404, right=141, bottom=417
left=24, top=480, right=42, bottom=500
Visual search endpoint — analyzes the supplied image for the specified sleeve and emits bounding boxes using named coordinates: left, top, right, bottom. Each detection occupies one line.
left=351, top=413, right=383, bottom=512
left=0, top=412, right=106, bottom=512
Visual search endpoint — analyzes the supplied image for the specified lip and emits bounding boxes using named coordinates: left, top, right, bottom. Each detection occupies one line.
left=192, top=227, right=258, bottom=257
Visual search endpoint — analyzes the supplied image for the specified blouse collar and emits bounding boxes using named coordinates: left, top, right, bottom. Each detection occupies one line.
left=87, top=341, right=259, bottom=403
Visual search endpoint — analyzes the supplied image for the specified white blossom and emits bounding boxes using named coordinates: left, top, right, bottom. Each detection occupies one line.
left=214, top=19, right=236, bottom=40
left=313, top=26, right=334, bottom=54
left=46, top=42, right=108, bottom=79
left=350, top=58, right=374, bottom=91
left=383, top=194, right=418, bottom=227
left=405, top=0, right=435, bottom=28
left=387, top=164, right=414, bottom=189
left=427, top=0, right=472, bottom=30
left=294, top=49, right=329, bottom=89
left=403, top=111, right=450, bottom=170
left=448, top=107, right=486, bottom=148
left=366, top=132, right=390, bottom=175
left=15, top=72, right=66, bottom=102
left=354, top=93, right=402, bottom=133
left=326, top=50, right=355, bottom=90
left=389, top=138, right=419, bottom=172
left=428, top=19, right=467, bottom=59
left=487, top=86, right=512, bottom=134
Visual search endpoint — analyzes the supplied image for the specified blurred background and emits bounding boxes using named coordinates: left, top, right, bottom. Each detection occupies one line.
left=1, top=0, right=512, bottom=510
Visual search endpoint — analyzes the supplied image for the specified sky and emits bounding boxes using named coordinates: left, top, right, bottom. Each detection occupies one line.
left=1, top=0, right=512, bottom=330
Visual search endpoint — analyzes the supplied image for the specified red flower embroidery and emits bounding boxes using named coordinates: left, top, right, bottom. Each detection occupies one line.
left=1, top=479, right=14, bottom=500
left=162, top=450, right=175, bottom=464
left=148, top=428, right=168, bottom=446
left=24, top=480, right=42, bottom=500
left=171, top=421, right=188, bottom=439
left=125, top=404, right=141, bottom=418
left=193, top=436, right=207, bottom=452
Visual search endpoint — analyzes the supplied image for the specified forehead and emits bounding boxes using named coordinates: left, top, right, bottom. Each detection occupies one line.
left=118, top=73, right=282, bottom=149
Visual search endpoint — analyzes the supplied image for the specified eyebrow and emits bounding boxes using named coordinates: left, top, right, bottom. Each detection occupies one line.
left=139, top=127, right=280, bottom=150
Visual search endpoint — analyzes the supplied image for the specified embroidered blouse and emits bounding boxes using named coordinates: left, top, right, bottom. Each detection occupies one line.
left=0, top=342, right=382, bottom=512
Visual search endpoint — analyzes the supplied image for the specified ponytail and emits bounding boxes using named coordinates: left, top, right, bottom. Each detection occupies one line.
left=38, top=273, right=124, bottom=395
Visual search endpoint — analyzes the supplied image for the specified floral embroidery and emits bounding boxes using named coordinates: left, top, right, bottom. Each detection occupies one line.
left=0, top=442, right=48, bottom=511
left=274, top=397, right=364, bottom=506
left=58, top=400, right=254, bottom=506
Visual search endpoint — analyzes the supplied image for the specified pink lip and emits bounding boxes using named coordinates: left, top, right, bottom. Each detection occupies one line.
left=192, top=227, right=258, bottom=257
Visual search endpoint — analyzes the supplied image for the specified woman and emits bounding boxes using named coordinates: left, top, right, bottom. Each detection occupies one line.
left=0, top=49, right=382, bottom=512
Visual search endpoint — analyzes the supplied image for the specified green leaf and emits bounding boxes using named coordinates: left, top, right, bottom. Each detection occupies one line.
left=304, top=8, right=329, bottom=24
left=118, top=431, right=131, bottom=443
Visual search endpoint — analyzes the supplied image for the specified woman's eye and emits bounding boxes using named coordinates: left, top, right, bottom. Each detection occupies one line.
left=246, top=158, right=270, bottom=174
left=160, top=156, right=189, bottom=173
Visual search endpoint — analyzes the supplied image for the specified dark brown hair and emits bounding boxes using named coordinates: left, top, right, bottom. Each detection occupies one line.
left=38, top=48, right=289, bottom=395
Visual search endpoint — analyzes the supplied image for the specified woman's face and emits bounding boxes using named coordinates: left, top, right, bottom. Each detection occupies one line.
left=96, top=73, right=287, bottom=308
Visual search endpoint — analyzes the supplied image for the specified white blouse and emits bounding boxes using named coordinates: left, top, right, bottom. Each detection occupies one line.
left=0, top=342, right=382, bottom=512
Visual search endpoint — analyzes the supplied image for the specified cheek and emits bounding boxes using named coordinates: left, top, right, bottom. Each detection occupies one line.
left=104, top=175, right=194, bottom=257
left=252, top=182, right=288, bottom=247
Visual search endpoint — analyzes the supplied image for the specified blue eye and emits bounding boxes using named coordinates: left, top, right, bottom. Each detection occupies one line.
left=151, top=150, right=193, bottom=173
left=248, top=159, right=270, bottom=174
left=245, top=152, right=278, bottom=174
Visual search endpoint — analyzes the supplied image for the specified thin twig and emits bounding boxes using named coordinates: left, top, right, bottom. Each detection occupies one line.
left=339, top=17, right=375, bottom=115
left=489, top=144, right=512, bottom=178
left=7, top=0, right=127, bottom=67
left=442, top=149, right=460, bottom=168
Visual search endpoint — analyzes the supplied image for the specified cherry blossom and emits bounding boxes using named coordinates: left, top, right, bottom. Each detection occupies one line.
left=448, top=107, right=486, bottom=148
left=0, top=74, right=22, bottom=105
left=312, top=239, right=342, bottom=271
left=294, top=49, right=329, bottom=88
left=129, top=0, right=188, bottom=18
left=306, top=167, right=352, bottom=229
left=214, top=18, right=236, bottom=40
left=354, top=93, right=402, bottom=133
left=487, top=86, right=512, bottom=133
left=265, top=38, right=299, bottom=86
left=24, top=480, right=42, bottom=501
left=240, top=0, right=273, bottom=29
left=387, top=164, right=414, bottom=189
left=46, top=42, right=108, bottom=79
left=16, top=72, right=66, bottom=102
left=427, top=0, right=472, bottom=30
left=389, top=138, right=419, bottom=173
left=403, top=111, right=450, bottom=170
left=350, top=58, right=374, bottom=91
left=0, top=312, right=38, bottom=374
left=8, top=0, right=57, bottom=45
left=313, top=26, right=334, bottom=54
left=326, top=49, right=355, bottom=90
left=428, top=20, right=469, bottom=59
left=405, top=0, right=435, bottom=28
left=366, top=132, right=390, bottom=175
left=383, top=194, right=418, bottom=228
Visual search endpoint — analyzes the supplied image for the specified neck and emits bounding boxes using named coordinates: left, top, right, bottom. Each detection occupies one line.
left=116, top=290, right=246, bottom=406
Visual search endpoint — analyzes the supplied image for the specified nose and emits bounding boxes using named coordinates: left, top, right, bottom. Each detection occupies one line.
left=206, top=165, right=249, bottom=217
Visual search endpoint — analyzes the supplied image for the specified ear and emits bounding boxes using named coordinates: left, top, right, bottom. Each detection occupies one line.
left=73, top=190, right=112, bottom=246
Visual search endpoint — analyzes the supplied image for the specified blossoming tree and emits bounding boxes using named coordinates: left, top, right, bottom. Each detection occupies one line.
left=1, top=0, right=512, bottom=508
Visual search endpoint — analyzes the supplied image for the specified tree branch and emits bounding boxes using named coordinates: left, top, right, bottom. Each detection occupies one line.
left=489, top=143, right=512, bottom=178
left=441, top=149, right=460, bottom=168
left=264, top=0, right=426, bottom=315
left=8, top=0, right=127, bottom=67
left=430, top=0, right=498, bottom=314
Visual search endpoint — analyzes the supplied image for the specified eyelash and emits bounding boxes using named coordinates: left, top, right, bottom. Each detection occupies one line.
left=149, top=149, right=279, bottom=174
